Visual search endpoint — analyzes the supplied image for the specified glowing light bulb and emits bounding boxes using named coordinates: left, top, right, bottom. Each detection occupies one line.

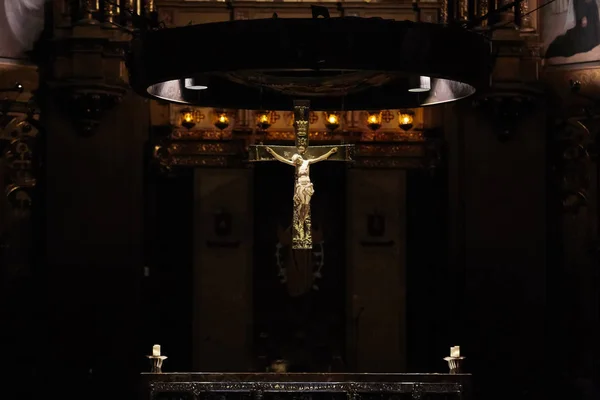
left=183, top=113, right=193, bottom=123
left=398, top=111, right=414, bottom=131
left=328, top=115, right=337, bottom=124
left=214, top=112, right=230, bottom=130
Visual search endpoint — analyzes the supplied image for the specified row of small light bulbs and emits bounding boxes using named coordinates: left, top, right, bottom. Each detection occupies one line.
left=180, top=108, right=416, bottom=132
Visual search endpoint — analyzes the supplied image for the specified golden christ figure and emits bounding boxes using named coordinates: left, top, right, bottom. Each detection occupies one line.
left=265, top=145, right=338, bottom=249
left=248, top=100, right=354, bottom=249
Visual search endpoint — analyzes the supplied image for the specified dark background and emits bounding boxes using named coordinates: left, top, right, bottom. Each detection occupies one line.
left=253, top=161, right=347, bottom=372
left=135, top=162, right=452, bottom=374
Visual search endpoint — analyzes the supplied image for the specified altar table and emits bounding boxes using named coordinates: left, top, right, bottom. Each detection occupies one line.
left=142, top=373, right=471, bottom=400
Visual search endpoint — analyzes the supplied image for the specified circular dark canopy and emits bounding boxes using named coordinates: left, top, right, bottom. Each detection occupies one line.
left=127, top=17, right=491, bottom=110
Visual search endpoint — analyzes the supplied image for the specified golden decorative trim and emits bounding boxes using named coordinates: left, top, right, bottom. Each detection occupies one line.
left=170, top=156, right=229, bottom=167
left=543, top=68, right=600, bottom=101
left=155, top=128, right=434, bottom=170
left=172, top=129, right=232, bottom=141
left=440, top=0, right=448, bottom=24
left=1, top=115, right=39, bottom=216
left=361, top=131, right=424, bottom=142
left=357, top=143, right=426, bottom=157
left=457, top=0, right=468, bottom=22
left=170, top=142, right=240, bottom=155
left=172, top=129, right=425, bottom=142
left=355, top=158, right=426, bottom=169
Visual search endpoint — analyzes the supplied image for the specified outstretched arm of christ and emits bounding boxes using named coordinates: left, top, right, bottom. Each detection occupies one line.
left=266, top=147, right=294, bottom=166
left=308, top=147, right=338, bottom=164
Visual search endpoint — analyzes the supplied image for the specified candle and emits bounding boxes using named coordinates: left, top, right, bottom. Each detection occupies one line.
left=450, top=346, right=460, bottom=358
left=152, top=344, right=161, bottom=357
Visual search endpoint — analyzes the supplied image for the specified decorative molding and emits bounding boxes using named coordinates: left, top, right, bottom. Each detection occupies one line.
left=155, top=0, right=442, bottom=26
left=168, top=105, right=427, bottom=139
left=542, top=67, right=600, bottom=117
left=353, top=158, right=426, bottom=169
left=360, top=212, right=395, bottom=247
left=0, top=114, right=39, bottom=213
left=145, top=379, right=466, bottom=397
left=47, top=7, right=132, bottom=136
left=545, top=75, right=600, bottom=213
left=205, top=209, right=241, bottom=248
left=152, top=122, right=437, bottom=171
left=522, top=42, right=541, bottom=59
left=0, top=112, right=39, bottom=267
left=553, top=119, right=593, bottom=214
left=53, top=88, right=127, bottom=135
left=473, top=91, right=538, bottom=141
left=161, top=104, right=436, bottom=170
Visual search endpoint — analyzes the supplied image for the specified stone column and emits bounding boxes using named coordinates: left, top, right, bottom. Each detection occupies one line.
left=42, top=91, right=147, bottom=394
left=346, top=169, right=407, bottom=372
left=42, top=13, right=145, bottom=396
left=192, top=168, right=254, bottom=371
left=445, top=27, right=546, bottom=400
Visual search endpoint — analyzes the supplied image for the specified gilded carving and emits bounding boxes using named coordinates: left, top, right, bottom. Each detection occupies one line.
left=0, top=113, right=38, bottom=276
left=162, top=102, right=434, bottom=171
left=474, top=93, right=537, bottom=141
left=0, top=116, right=38, bottom=195
left=542, top=68, right=600, bottom=111
left=170, top=142, right=239, bottom=155
left=553, top=119, right=593, bottom=213
left=357, top=144, right=426, bottom=157
left=158, top=127, right=432, bottom=170
left=171, top=156, right=229, bottom=167
left=146, top=379, right=466, bottom=397
left=360, top=131, right=424, bottom=142
left=381, top=110, right=394, bottom=123
left=48, top=1, right=132, bottom=135
left=440, top=0, right=448, bottom=24
left=355, top=159, right=425, bottom=169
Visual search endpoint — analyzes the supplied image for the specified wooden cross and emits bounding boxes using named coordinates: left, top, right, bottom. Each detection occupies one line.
left=249, top=100, right=354, bottom=249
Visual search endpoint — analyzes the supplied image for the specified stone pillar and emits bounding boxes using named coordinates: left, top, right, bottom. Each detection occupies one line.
left=193, top=168, right=253, bottom=371
left=43, top=91, right=147, bottom=394
left=42, top=6, right=145, bottom=394
left=549, top=85, right=600, bottom=381
left=346, top=169, right=407, bottom=372
left=445, top=27, right=546, bottom=400
left=562, top=198, right=599, bottom=374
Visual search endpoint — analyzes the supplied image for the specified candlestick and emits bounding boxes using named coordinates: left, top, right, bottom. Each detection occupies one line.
left=147, top=355, right=167, bottom=373
left=444, top=356, right=465, bottom=373
left=444, top=346, right=465, bottom=374
left=148, top=345, right=167, bottom=373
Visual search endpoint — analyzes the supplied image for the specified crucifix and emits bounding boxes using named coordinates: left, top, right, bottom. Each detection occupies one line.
left=249, top=100, right=354, bottom=250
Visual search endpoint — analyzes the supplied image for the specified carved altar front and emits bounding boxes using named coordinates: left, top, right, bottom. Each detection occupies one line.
left=142, top=373, right=471, bottom=400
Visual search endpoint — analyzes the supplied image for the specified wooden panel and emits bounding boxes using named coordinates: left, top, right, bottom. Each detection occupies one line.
left=193, top=168, right=254, bottom=371
left=346, top=169, right=407, bottom=372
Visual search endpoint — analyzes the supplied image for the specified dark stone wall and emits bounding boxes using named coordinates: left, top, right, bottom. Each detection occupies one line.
left=445, top=101, right=548, bottom=400
left=42, top=92, right=148, bottom=398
